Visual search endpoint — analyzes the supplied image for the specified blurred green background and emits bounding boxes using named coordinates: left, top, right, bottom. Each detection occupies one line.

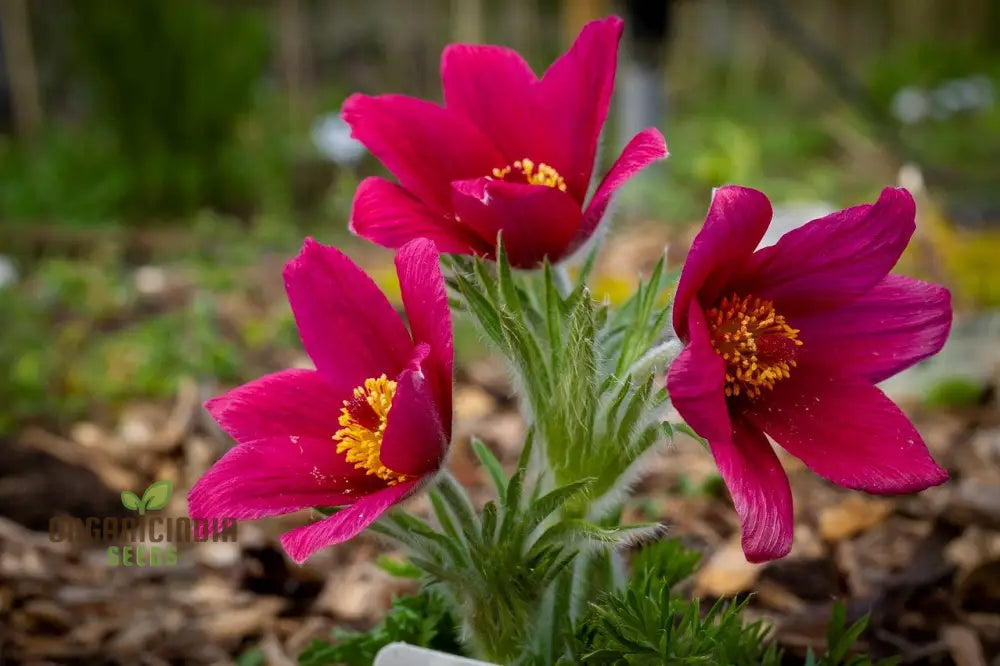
left=1, top=0, right=998, bottom=434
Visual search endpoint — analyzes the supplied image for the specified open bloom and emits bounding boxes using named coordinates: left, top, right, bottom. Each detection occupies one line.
left=343, top=16, right=668, bottom=269
left=189, top=238, right=452, bottom=563
left=667, top=186, right=951, bottom=562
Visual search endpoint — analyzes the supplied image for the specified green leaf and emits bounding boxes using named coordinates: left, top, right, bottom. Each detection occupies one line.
left=368, top=518, right=445, bottom=557
left=298, top=589, right=463, bottom=665
left=480, top=500, right=498, bottom=543
left=375, top=554, right=423, bottom=580
left=497, top=305, right=550, bottom=398
left=120, top=490, right=141, bottom=511
left=542, top=260, right=564, bottom=360
left=407, top=556, right=464, bottom=587
left=498, top=466, right=527, bottom=544
left=531, top=519, right=661, bottom=553
left=633, top=422, right=666, bottom=458
left=471, top=437, right=507, bottom=497
left=453, top=271, right=504, bottom=347
left=517, top=425, right=536, bottom=472
left=235, top=648, right=265, bottom=666
left=435, top=473, right=480, bottom=544
left=631, top=538, right=702, bottom=588
left=673, top=422, right=709, bottom=450
left=521, top=478, right=594, bottom=535
left=610, top=254, right=676, bottom=377
left=428, top=489, right=462, bottom=539
left=823, top=602, right=873, bottom=665
left=494, top=235, right=523, bottom=318
left=472, top=256, right=499, bottom=301
left=615, top=374, right=654, bottom=442
left=384, top=511, right=466, bottom=565
left=603, top=376, right=633, bottom=436
left=140, top=480, right=173, bottom=511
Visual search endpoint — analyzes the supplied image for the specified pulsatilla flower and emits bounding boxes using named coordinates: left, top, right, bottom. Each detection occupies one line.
left=667, top=186, right=951, bottom=562
left=342, top=16, right=668, bottom=269
left=189, top=238, right=452, bottom=563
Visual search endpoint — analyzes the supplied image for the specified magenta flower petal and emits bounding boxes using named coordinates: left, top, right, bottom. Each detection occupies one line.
left=451, top=178, right=583, bottom=267
left=350, top=177, right=490, bottom=255
left=577, top=128, right=668, bottom=243
left=710, top=418, right=794, bottom=562
left=380, top=368, right=447, bottom=476
left=744, top=368, right=949, bottom=494
left=672, top=186, right=773, bottom=337
left=441, top=43, right=539, bottom=162
left=279, top=479, right=419, bottom=563
left=193, top=238, right=454, bottom=560
left=666, top=302, right=731, bottom=444
left=188, top=436, right=383, bottom=524
left=342, top=93, right=504, bottom=214
left=536, top=17, right=623, bottom=198
left=343, top=16, right=636, bottom=267
left=283, top=238, right=413, bottom=397
left=737, top=187, right=916, bottom=315
left=794, top=275, right=952, bottom=383
left=205, top=369, right=340, bottom=445
left=395, top=239, right=453, bottom=432
left=671, top=184, right=950, bottom=562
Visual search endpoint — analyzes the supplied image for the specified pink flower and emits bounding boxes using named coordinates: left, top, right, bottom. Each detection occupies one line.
left=342, top=16, right=668, bottom=269
left=189, top=238, right=452, bottom=563
left=667, top=186, right=951, bottom=562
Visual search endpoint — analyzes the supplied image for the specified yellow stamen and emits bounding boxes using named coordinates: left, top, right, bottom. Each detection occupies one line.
left=706, top=293, right=803, bottom=399
left=334, top=374, right=409, bottom=485
left=490, top=157, right=568, bottom=191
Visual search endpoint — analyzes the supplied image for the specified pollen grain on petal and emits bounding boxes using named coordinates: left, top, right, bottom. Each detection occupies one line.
left=706, top=293, right=802, bottom=399
left=335, top=374, right=410, bottom=485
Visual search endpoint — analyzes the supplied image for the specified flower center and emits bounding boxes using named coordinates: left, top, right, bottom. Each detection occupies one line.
left=335, top=374, right=408, bottom=485
left=705, top=293, right=803, bottom=399
left=491, top=158, right=567, bottom=191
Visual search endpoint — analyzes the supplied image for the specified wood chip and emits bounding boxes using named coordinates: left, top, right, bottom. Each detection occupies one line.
left=946, top=479, right=1000, bottom=529
left=754, top=579, right=806, bottom=613
left=315, top=562, right=391, bottom=621
left=941, top=625, right=987, bottom=666
left=694, top=538, right=764, bottom=596
left=202, top=597, right=286, bottom=641
left=818, top=496, right=894, bottom=541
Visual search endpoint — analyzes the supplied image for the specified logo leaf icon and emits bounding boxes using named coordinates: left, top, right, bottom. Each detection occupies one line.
left=140, top=481, right=173, bottom=513
left=121, top=490, right=141, bottom=511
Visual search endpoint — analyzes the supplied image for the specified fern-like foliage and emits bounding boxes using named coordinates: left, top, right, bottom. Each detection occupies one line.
left=556, top=539, right=899, bottom=666
left=447, top=241, right=678, bottom=516
left=297, top=587, right=462, bottom=666
left=367, top=433, right=660, bottom=664
left=297, top=537, right=900, bottom=665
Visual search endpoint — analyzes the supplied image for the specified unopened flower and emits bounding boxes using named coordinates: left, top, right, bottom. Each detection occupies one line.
left=189, top=238, right=452, bottom=563
left=342, top=16, right=667, bottom=268
left=668, top=186, right=951, bottom=562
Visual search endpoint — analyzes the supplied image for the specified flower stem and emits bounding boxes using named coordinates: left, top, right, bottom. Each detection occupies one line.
left=628, top=339, right=683, bottom=379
